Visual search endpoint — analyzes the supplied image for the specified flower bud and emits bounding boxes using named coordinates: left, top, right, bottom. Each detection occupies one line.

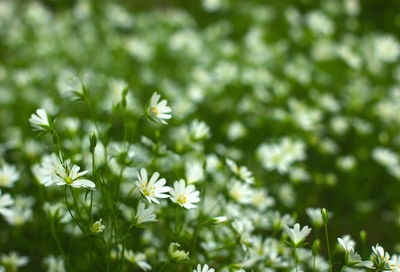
left=168, top=243, right=189, bottom=262
left=91, top=219, right=105, bottom=233
left=90, top=132, right=97, bottom=153
left=312, top=239, right=320, bottom=256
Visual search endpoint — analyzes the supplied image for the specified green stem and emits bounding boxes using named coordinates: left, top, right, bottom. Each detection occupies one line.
left=324, top=222, right=333, bottom=272
left=313, top=255, right=316, bottom=272
left=293, top=247, right=299, bottom=272
left=64, top=186, right=85, bottom=233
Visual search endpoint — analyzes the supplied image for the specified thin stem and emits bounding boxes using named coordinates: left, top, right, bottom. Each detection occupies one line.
left=313, top=255, right=316, bottom=272
left=293, top=247, right=299, bottom=272
left=50, top=218, right=64, bottom=256
left=324, top=222, right=333, bottom=272
left=64, top=186, right=85, bottom=233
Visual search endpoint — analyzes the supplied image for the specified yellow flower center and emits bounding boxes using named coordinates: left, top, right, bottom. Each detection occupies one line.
left=64, top=176, right=73, bottom=184
left=143, top=186, right=155, bottom=196
left=151, top=106, right=159, bottom=115
left=177, top=194, right=187, bottom=204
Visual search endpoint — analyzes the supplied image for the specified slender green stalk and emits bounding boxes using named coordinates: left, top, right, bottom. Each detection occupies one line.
left=324, top=222, right=333, bottom=272
left=64, top=187, right=85, bottom=233
left=293, top=247, right=299, bottom=272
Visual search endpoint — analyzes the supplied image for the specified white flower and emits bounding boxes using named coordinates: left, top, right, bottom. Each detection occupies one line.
left=194, top=264, right=215, bottom=272
left=169, top=179, right=200, bottom=209
left=0, top=189, right=14, bottom=218
left=372, top=244, right=390, bottom=265
left=43, top=255, right=66, bottom=272
left=136, top=168, right=170, bottom=204
left=185, top=159, right=204, bottom=184
left=146, top=92, right=172, bottom=125
left=0, top=252, right=28, bottom=270
left=229, top=180, right=253, bottom=204
left=53, top=163, right=95, bottom=189
left=226, top=159, right=254, bottom=184
left=32, top=153, right=64, bottom=186
left=283, top=223, right=312, bottom=246
left=0, top=164, right=19, bottom=188
left=306, top=208, right=323, bottom=227
left=135, top=202, right=157, bottom=225
left=29, top=108, right=50, bottom=131
left=124, top=250, right=151, bottom=271
left=189, top=120, right=210, bottom=141
left=91, top=219, right=105, bottom=233
left=337, top=235, right=355, bottom=252
left=374, top=35, right=400, bottom=62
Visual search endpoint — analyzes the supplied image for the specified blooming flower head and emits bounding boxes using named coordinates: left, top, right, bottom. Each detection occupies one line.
left=338, top=235, right=355, bottom=252
left=372, top=244, right=390, bottom=268
left=194, top=264, right=215, bottom=272
left=146, top=92, right=172, bottom=125
left=283, top=223, right=312, bottom=247
left=136, top=168, right=170, bottom=204
left=135, top=201, right=157, bottom=225
left=0, top=164, right=19, bottom=188
left=29, top=108, right=50, bottom=131
left=53, top=163, right=95, bottom=189
left=169, top=179, right=200, bottom=209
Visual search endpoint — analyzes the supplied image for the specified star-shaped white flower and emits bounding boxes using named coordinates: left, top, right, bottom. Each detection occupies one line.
left=169, top=179, right=200, bottom=209
left=136, top=168, right=170, bottom=204
left=146, top=92, right=172, bottom=125
left=54, top=164, right=95, bottom=189
left=283, top=223, right=311, bottom=246
left=193, top=264, right=215, bottom=272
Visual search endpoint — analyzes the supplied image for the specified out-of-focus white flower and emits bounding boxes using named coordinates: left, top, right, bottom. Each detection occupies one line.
left=193, top=264, right=215, bottom=272
left=0, top=252, right=28, bottom=270
left=29, top=108, right=50, bottom=131
left=146, top=92, right=172, bottom=125
left=257, top=138, right=306, bottom=174
left=185, top=159, right=205, bottom=184
left=0, top=189, right=14, bottom=218
left=135, top=202, right=157, bottom=225
left=283, top=223, right=312, bottom=247
left=306, top=11, right=334, bottom=36
left=169, top=179, right=200, bottom=209
left=43, top=255, right=66, bottom=272
left=0, top=164, right=19, bottom=188
left=32, top=153, right=64, bottom=186
left=136, top=168, right=170, bottom=204
left=226, top=159, right=254, bottom=184
left=229, top=180, right=253, bottom=204
left=189, top=119, right=210, bottom=141
left=124, top=250, right=151, bottom=271
left=306, top=208, right=324, bottom=227
left=374, top=35, right=400, bottom=63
